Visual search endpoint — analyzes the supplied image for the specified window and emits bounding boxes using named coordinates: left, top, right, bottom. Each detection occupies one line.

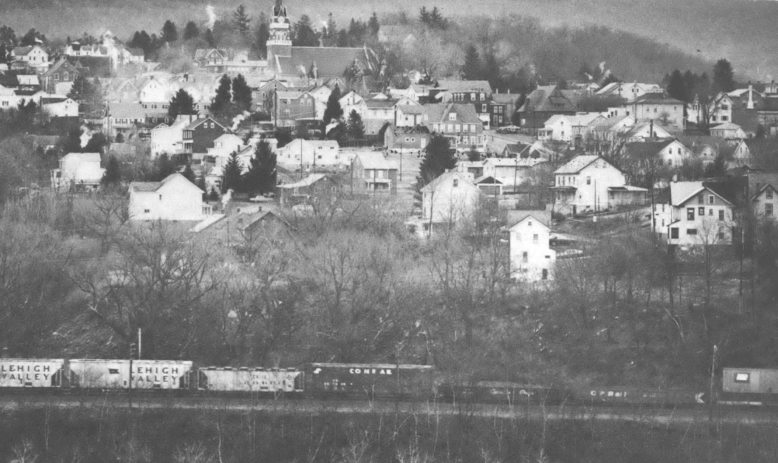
left=687, top=228, right=698, bottom=235
left=698, top=207, right=704, bottom=216
left=734, top=373, right=750, bottom=383
left=482, top=104, right=487, bottom=112
left=54, top=73, right=59, bottom=81
left=586, top=176, right=591, bottom=185
left=709, top=208, right=713, bottom=216
left=671, top=228, right=679, bottom=239
left=144, top=209, right=150, bottom=213
left=522, top=252, right=528, bottom=263
left=709, top=195, right=714, bottom=204
left=453, top=179, right=458, bottom=188
left=698, top=194, right=704, bottom=204
left=449, top=113, right=456, bottom=121
left=767, top=204, right=774, bottom=216
left=719, top=210, right=725, bottom=220
left=687, top=208, right=695, bottom=221
left=63, top=72, right=69, bottom=80
left=159, top=195, right=162, bottom=200
left=722, top=116, right=728, bottom=121
left=718, top=231, right=725, bottom=240
left=767, top=189, right=774, bottom=200
left=533, top=234, right=538, bottom=243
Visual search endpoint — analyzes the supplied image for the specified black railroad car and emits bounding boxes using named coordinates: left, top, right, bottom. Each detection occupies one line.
left=438, top=381, right=571, bottom=405
left=308, top=363, right=435, bottom=399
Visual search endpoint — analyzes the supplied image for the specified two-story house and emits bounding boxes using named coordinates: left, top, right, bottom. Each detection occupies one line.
left=50, top=152, right=104, bottom=192
left=552, top=155, right=640, bottom=215
left=384, top=125, right=431, bottom=154
left=40, top=58, right=79, bottom=95
left=630, top=93, right=685, bottom=130
left=433, top=80, right=493, bottom=127
left=426, top=103, right=486, bottom=153
left=662, top=181, right=735, bottom=247
left=350, top=152, right=399, bottom=195
left=408, top=171, right=483, bottom=237
left=129, top=173, right=210, bottom=221
left=538, top=113, right=604, bottom=143
left=490, top=92, right=519, bottom=127
left=11, top=45, right=49, bottom=71
left=182, top=117, right=227, bottom=155
left=150, top=115, right=200, bottom=158
left=277, top=139, right=344, bottom=170
left=622, top=139, right=693, bottom=168
left=516, top=85, right=580, bottom=130
left=596, top=82, right=662, bottom=102
left=481, top=157, right=547, bottom=189
left=509, top=213, right=556, bottom=282
left=394, top=105, right=427, bottom=128
left=276, top=91, right=316, bottom=127
left=752, top=183, right=778, bottom=219
left=277, top=173, right=341, bottom=207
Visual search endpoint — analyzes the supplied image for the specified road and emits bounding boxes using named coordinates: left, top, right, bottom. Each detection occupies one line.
left=1, top=394, right=776, bottom=426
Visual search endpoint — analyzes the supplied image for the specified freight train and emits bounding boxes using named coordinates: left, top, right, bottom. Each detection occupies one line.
left=0, top=358, right=769, bottom=407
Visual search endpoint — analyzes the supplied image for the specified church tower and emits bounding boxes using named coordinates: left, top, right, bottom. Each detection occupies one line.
left=267, top=0, right=292, bottom=65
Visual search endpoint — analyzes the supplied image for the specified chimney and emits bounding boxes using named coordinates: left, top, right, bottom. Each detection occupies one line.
left=748, top=84, right=754, bottom=110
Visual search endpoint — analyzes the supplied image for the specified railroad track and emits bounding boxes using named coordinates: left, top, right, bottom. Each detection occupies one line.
left=0, top=394, right=774, bottom=426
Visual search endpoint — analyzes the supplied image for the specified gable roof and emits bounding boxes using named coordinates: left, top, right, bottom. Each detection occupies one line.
left=509, top=213, right=550, bottom=231
left=420, top=170, right=478, bottom=193
left=752, top=183, right=778, bottom=200
left=632, top=93, right=684, bottom=105
left=44, top=57, right=78, bottom=76
left=277, top=173, right=329, bottom=189
left=184, top=117, right=226, bottom=131
left=109, top=102, right=148, bottom=119
left=554, top=155, right=612, bottom=174
left=17, top=75, right=39, bottom=86
left=62, top=152, right=101, bottom=163
left=669, top=181, right=735, bottom=207
left=425, top=103, right=481, bottom=124
left=623, top=140, right=676, bottom=158
left=13, top=46, right=41, bottom=56
left=130, top=173, right=200, bottom=193
left=355, top=152, right=397, bottom=170
left=518, top=85, right=578, bottom=113
left=279, top=46, right=366, bottom=78
left=491, top=93, right=519, bottom=104
left=436, top=79, right=493, bottom=95
left=711, top=122, right=743, bottom=131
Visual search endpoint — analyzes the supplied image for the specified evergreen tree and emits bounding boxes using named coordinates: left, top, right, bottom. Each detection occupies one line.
left=666, top=70, right=686, bottom=102
left=326, top=13, right=338, bottom=39
left=204, top=29, right=216, bottom=48
left=161, top=20, right=178, bottom=43
left=419, top=7, right=431, bottom=25
left=368, top=13, right=380, bottom=37
left=704, top=153, right=727, bottom=178
left=153, top=154, right=176, bottom=181
left=336, top=30, right=348, bottom=47
left=254, top=14, right=270, bottom=58
left=234, top=5, right=252, bottom=36
left=61, top=128, right=82, bottom=154
left=232, top=74, right=253, bottom=112
left=293, top=15, right=319, bottom=46
left=19, top=28, right=46, bottom=46
left=211, top=74, right=233, bottom=116
left=461, top=45, right=481, bottom=81
left=415, top=134, right=455, bottom=195
left=182, top=164, right=196, bottom=183
left=322, top=84, right=344, bottom=125
left=68, top=74, right=95, bottom=103
left=83, top=133, right=108, bottom=154
left=243, top=139, right=277, bottom=195
left=168, top=89, right=196, bottom=119
left=183, top=21, right=200, bottom=40
left=347, top=110, right=365, bottom=140
left=101, top=155, right=122, bottom=188
left=712, top=59, right=735, bottom=94
left=483, top=52, right=502, bottom=90
left=129, top=30, right=153, bottom=55
left=222, top=152, right=244, bottom=193
left=0, top=25, right=17, bottom=46
left=208, top=187, right=220, bottom=201
left=115, top=132, right=125, bottom=143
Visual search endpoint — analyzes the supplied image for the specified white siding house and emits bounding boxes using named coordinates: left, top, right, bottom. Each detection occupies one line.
left=129, top=173, right=209, bottom=221
left=663, top=181, right=735, bottom=247
left=50, top=152, right=104, bottom=192
left=417, top=171, right=483, bottom=234
left=277, top=139, right=346, bottom=170
left=551, top=155, right=628, bottom=215
left=509, top=215, right=556, bottom=282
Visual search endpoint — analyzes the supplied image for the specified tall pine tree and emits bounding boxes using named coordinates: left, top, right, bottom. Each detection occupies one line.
left=712, top=59, right=735, bottom=94
left=101, top=155, right=122, bottom=188
left=183, top=21, right=200, bottom=40
left=168, top=89, right=196, bottom=119
left=461, top=45, right=481, bottom=81
left=232, top=74, right=253, bottom=112
left=221, top=152, right=244, bottom=193
left=322, top=84, right=343, bottom=125
left=211, top=74, right=233, bottom=117
left=414, top=134, right=455, bottom=197
left=233, top=5, right=252, bottom=37
left=161, top=20, right=178, bottom=43
left=243, top=139, right=277, bottom=195
left=347, top=110, right=365, bottom=140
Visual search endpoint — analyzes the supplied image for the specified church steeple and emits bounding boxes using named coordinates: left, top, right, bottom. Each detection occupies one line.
left=267, top=0, right=292, bottom=63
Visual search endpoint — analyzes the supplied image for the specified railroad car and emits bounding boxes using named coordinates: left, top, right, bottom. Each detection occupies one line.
left=438, top=381, right=571, bottom=405
left=69, top=359, right=193, bottom=390
left=720, top=367, right=778, bottom=405
left=577, top=387, right=705, bottom=406
left=308, top=363, right=435, bottom=399
left=197, top=367, right=304, bottom=394
left=0, top=358, right=64, bottom=389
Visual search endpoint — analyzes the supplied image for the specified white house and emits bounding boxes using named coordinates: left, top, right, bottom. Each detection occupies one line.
left=150, top=114, right=199, bottom=158
left=630, top=93, right=685, bottom=130
left=50, top=152, right=105, bottom=192
left=710, top=122, right=748, bottom=139
left=129, top=173, right=210, bottom=221
left=752, top=183, right=778, bottom=219
left=481, top=157, right=547, bottom=188
left=538, top=113, right=603, bottom=143
left=411, top=171, right=483, bottom=236
left=277, top=139, right=345, bottom=170
left=509, top=214, right=556, bottom=282
left=12, top=45, right=49, bottom=69
left=660, top=181, right=735, bottom=247
left=207, top=133, right=245, bottom=160
left=41, top=96, right=78, bottom=118
left=339, top=91, right=367, bottom=119
left=551, top=155, right=629, bottom=215
left=596, top=82, right=662, bottom=102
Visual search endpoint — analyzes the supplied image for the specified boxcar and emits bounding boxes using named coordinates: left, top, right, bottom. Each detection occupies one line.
left=0, top=359, right=64, bottom=388
left=577, top=387, right=704, bottom=406
left=309, top=363, right=435, bottom=399
left=439, top=382, right=570, bottom=405
left=720, top=367, right=778, bottom=405
left=198, top=367, right=304, bottom=393
left=69, top=360, right=193, bottom=390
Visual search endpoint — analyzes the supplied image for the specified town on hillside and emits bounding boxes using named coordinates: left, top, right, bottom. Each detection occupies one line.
left=4, top=0, right=778, bottom=431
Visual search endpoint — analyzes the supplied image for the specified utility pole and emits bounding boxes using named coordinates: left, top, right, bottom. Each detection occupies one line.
left=129, top=342, right=137, bottom=409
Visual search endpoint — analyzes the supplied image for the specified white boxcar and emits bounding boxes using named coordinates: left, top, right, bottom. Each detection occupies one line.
left=69, top=359, right=193, bottom=390
left=198, top=367, right=304, bottom=392
left=0, top=359, right=64, bottom=388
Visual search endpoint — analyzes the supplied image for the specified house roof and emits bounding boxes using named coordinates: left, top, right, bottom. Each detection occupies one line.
left=277, top=173, right=328, bottom=189
left=509, top=213, right=551, bottom=230
left=592, top=115, right=632, bottom=131
left=436, top=79, right=493, bottom=95
left=632, top=93, right=684, bottom=105
left=44, top=58, right=78, bottom=76
left=518, top=85, right=578, bottom=113
left=355, top=152, right=397, bottom=170
left=711, top=122, right=742, bottom=131
left=669, top=181, right=704, bottom=206
left=62, top=152, right=101, bottom=163
left=109, top=102, right=148, bottom=119
left=607, top=185, right=648, bottom=192
left=366, top=99, right=395, bottom=108
left=554, top=155, right=609, bottom=174
left=485, top=157, right=545, bottom=167
left=13, top=46, right=38, bottom=56
left=184, top=117, right=225, bottom=131
left=129, top=173, right=198, bottom=193
left=624, top=140, right=676, bottom=158
left=398, top=105, right=426, bottom=115
left=474, top=175, right=502, bottom=184
left=127, top=47, right=144, bottom=57
left=491, top=93, right=519, bottom=104
left=752, top=183, right=778, bottom=200
left=425, top=103, right=481, bottom=124
left=420, top=170, right=477, bottom=193
left=619, top=122, right=674, bottom=140
left=17, top=75, right=39, bottom=86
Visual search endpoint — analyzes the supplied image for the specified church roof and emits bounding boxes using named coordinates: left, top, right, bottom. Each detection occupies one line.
left=277, top=46, right=367, bottom=78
